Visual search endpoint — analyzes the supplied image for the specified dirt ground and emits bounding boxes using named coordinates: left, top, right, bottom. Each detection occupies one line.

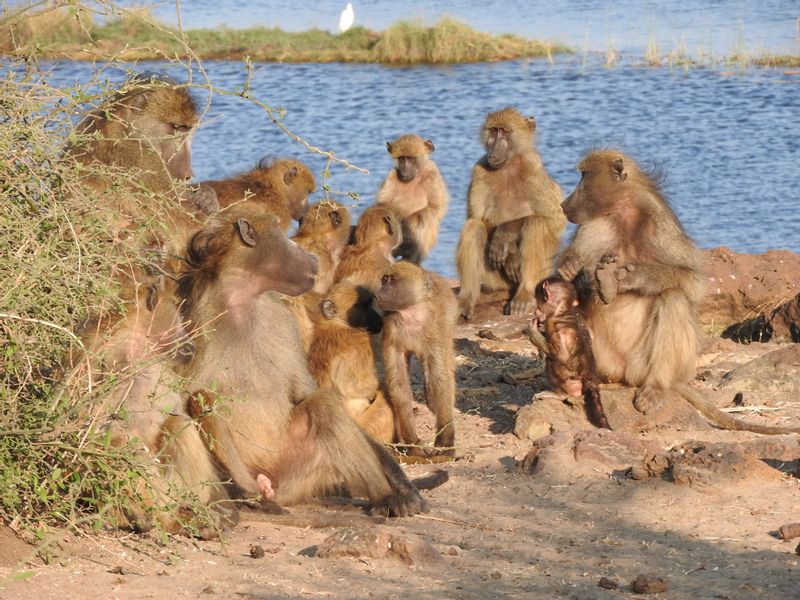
left=2, top=297, right=800, bottom=599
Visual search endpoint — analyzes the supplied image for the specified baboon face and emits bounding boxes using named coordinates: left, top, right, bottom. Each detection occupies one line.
left=375, top=263, right=427, bottom=312
left=534, top=276, right=577, bottom=321
left=280, top=164, right=315, bottom=221
left=562, top=156, right=627, bottom=225
left=233, top=216, right=318, bottom=297
left=484, top=126, right=512, bottom=169
left=386, top=135, right=434, bottom=183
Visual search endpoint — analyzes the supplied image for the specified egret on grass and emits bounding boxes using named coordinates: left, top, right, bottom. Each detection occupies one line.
left=338, top=3, right=354, bottom=34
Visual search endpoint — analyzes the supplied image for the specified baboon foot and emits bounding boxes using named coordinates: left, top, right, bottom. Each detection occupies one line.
left=633, top=385, right=663, bottom=414
left=595, top=254, right=620, bottom=304
left=369, top=487, right=429, bottom=518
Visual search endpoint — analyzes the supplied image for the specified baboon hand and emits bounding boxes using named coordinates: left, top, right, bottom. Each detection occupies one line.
left=488, top=226, right=516, bottom=271
left=458, top=298, right=475, bottom=321
left=502, top=245, right=522, bottom=284
left=558, top=255, right=583, bottom=281
left=369, top=487, right=430, bottom=518
left=595, top=254, right=621, bottom=304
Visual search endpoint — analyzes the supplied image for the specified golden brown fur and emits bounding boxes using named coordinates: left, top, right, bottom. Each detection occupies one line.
left=456, top=107, right=565, bottom=319
left=176, top=205, right=428, bottom=516
left=292, top=200, right=352, bottom=295
left=307, top=281, right=394, bottom=443
left=377, top=134, right=449, bottom=264
left=375, top=262, right=459, bottom=457
left=203, top=157, right=316, bottom=233
left=335, top=205, right=402, bottom=293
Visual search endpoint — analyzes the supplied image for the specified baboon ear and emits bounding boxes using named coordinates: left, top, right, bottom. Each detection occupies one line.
left=424, top=139, right=435, bottom=153
left=257, top=155, right=275, bottom=170
left=146, top=284, right=158, bottom=312
left=612, top=158, right=627, bottom=182
left=385, top=141, right=393, bottom=154
left=321, top=298, right=337, bottom=319
left=329, top=209, right=342, bottom=228
left=236, top=218, right=258, bottom=247
left=542, top=280, right=551, bottom=303
left=526, top=115, right=536, bottom=131
left=383, top=214, right=395, bottom=236
left=284, top=166, right=299, bottom=186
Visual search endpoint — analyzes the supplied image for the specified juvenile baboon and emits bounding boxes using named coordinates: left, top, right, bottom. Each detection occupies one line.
left=202, top=157, right=316, bottom=232
left=177, top=205, right=428, bottom=516
left=375, top=261, right=459, bottom=457
left=456, top=107, right=565, bottom=319
left=307, top=281, right=394, bottom=443
left=556, top=149, right=800, bottom=435
left=376, top=134, right=449, bottom=264
left=292, top=200, right=352, bottom=295
left=529, top=276, right=610, bottom=429
left=335, top=205, right=402, bottom=293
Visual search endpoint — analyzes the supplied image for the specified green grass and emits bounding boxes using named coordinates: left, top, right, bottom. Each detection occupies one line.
left=0, top=5, right=568, bottom=64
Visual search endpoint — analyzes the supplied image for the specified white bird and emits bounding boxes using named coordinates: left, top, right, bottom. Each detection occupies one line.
left=338, top=3, right=354, bottom=34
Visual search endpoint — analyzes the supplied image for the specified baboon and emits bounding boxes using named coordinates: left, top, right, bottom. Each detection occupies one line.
left=292, top=200, right=352, bottom=295
left=375, top=261, right=459, bottom=457
left=529, top=276, right=610, bottom=429
left=69, top=265, right=228, bottom=537
left=307, top=281, right=394, bottom=443
left=335, top=205, right=402, bottom=293
left=202, top=157, right=316, bottom=232
left=376, top=134, right=449, bottom=264
left=177, top=205, right=428, bottom=516
left=64, top=74, right=197, bottom=195
left=557, top=149, right=800, bottom=435
left=456, top=107, right=565, bottom=319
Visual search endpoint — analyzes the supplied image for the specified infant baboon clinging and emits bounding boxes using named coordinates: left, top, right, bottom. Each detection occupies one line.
left=202, top=157, right=316, bottom=232
left=456, top=107, right=565, bottom=319
left=529, top=276, right=610, bottom=429
left=376, top=134, right=449, bottom=264
left=177, top=205, right=428, bottom=516
left=375, top=261, right=459, bottom=457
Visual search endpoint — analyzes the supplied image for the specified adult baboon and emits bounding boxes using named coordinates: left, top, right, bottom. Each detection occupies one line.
left=555, top=149, right=800, bottom=435
left=307, top=281, right=394, bottom=443
left=177, top=205, right=428, bottom=516
left=203, top=157, right=316, bottom=232
left=375, top=261, right=459, bottom=457
left=529, top=275, right=610, bottom=429
left=377, top=134, right=449, bottom=264
left=456, top=107, right=565, bottom=319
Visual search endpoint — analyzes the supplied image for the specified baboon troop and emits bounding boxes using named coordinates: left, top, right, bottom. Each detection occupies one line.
left=63, top=75, right=790, bottom=539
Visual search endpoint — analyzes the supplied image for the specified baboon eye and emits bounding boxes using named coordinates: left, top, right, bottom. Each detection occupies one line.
left=172, top=123, right=190, bottom=133
left=381, top=274, right=390, bottom=285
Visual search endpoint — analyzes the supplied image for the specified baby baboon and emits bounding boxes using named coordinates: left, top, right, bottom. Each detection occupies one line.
left=292, top=200, right=352, bottom=295
left=335, top=205, right=402, bottom=293
left=307, top=281, right=394, bottom=443
left=377, top=134, right=449, bottom=264
left=530, top=276, right=610, bottom=429
left=456, top=107, right=565, bottom=319
left=177, top=204, right=428, bottom=516
left=202, top=157, right=316, bottom=232
left=375, top=261, right=459, bottom=457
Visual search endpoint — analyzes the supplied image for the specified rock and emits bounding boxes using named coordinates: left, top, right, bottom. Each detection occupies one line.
left=631, top=573, right=668, bottom=594
left=521, top=430, right=663, bottom=480
left=631, top=438, right=800, bottom=491
left=719, top=345, right=800, bottom=394
left=598, top=576, right=619, bottom=590
left=777, top=523, right=800, bottom=541
left=315, top=526, right=445, bottom=568
left=700, top=248, right=800, bottom=330
left=722, top=292, right=800, bottom=344
left=514, top=407, right=552, bottom=441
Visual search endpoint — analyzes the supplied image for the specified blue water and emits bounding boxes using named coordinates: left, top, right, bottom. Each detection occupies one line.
left=23, top=1, right=800, bottom=277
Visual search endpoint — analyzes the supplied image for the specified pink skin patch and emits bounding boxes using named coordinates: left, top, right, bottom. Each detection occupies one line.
left=565, top=380, right=583, bottom=396
left=256, top=474, right=275, bottom=501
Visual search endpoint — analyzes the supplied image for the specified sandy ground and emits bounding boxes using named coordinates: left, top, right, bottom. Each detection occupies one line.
left=2, top=300, right=799, bottom=599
